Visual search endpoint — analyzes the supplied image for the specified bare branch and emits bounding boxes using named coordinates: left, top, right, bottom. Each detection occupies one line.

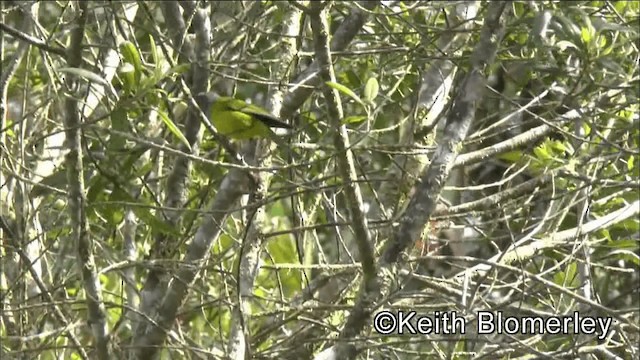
left=0, top=22, right=66, bottom=57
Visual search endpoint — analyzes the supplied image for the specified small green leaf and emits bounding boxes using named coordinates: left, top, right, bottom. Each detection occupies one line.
left=150, top=34, right=159, bottom=67
left=156, top=108, right=192, bottom=151
left=342, top=115, right=367, bottom=124
left=533, top=145, right=551, bottom=161
left=607, top=249, right=640, bottom=265
left=167, top=63, right=191, bottom=76
left=100, top=273, right=110, bottom=286
left=118, top=66, right=135, bottom=93
left=498, top=151, right=523, bottom=163
left=325, top=81, right=364, bottom=105
left=363, top=77, right=379, bottom=103
left=553, top=261, right=578, bottom=287
left=134, top=207, right=181, bottom=237
left=580, top=26, right=593, bottom=45
left=30, top=169, right=67, bottom=197
left=104, top=187, right=129, bottom=225
left=614, top=1, right=627, bottom=12
left=109, top=107, right=129, bottom=151
left=119, top=41, right=142, bottom=83
left=119, top=63, right=135, bottom=75
left=3, top=119, right=15, bottom=138
left=549, top=140, right=566, bottom=153
left=609, top=239, right=640, bottom=250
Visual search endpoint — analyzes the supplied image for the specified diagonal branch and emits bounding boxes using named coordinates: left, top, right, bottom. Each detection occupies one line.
left=0, top=21, right=66, bottom=57
left=381, top=2, right=508, bottom=265
left=455, top=199, right=640, bottom=278
left=322, top=3, right=508, bottom=359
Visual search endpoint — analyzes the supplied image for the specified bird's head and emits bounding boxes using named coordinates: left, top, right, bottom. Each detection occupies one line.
left=194, top=91, right=220, bottom=113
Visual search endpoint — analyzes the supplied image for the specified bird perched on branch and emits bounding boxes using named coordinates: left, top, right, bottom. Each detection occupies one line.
left=195, top=92, right=293, bottom=140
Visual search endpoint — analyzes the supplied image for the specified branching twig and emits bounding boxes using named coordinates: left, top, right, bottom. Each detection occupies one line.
left=456, top=200, right=640, bottom=278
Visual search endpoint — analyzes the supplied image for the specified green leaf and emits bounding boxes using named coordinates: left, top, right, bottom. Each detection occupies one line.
left=553, top=261, right=578, bottom=287
left=118, top=63, right=135, bottom=93
left=119, top=41, right=142, bottom=84
left=3, top=118, right=15, bottom=138
left=580, top=26, right=593, bottom=45
left=548, top=139, right=568, bottom=154
left=134, top=207, right=181, bottom=237
left=325, top=81, right=364, bottom=105
left=617, top=250, right=640, bottom=265
left=104, top=186, right=129, bottom=225
left=156, top=108, right=192, bottom=151
left=109, top=107, right=129, bottom=151
left=167, top=63, right=191, bottom=76
left=342, top=115, right=367, bottom=124
left=614, top=1, right=628, bottom=12
left=498, top=150, right=524, bottom=163
left=150, top=34, right=159, bottom=67
left=30, top=169, right=67, bottom=197
left=363, top=77, right=379, bottom=103
left=609, top=239, right=640, bottom=251
left=533, top=144, right=551, bottom=161
left=141, top=64, right=189, bottom=91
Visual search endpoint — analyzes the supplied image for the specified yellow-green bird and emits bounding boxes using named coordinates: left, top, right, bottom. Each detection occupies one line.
left=195, top=92, right=293, bottom=140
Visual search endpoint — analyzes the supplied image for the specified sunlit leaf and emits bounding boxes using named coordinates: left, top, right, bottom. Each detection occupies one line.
left=156, top=108, right=192, bottom=151
left=363, top=77, right=379, bottom=103
left=498, top=151, right=524, bottom=163
left=119, top=41, right=142, bottom=84
left=150, top=34, right=159, bottom=67
left=325, top=81, right=364, bottom=105
left=343, top=115, right=368, bottom=124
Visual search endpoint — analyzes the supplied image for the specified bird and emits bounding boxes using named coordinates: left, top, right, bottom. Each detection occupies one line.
left=194, top=92, right=293, bottom=140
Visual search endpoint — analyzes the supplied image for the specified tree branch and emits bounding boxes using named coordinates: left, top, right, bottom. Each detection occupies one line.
left=133, top=1, right=211, bottom=357
left=0, top=21, right=66, bottom=57
left=64, top=1, right=111, bottom=359
left=309, top=1, right=378, bottom=352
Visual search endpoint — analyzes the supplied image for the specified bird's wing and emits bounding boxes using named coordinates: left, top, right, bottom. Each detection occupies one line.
left=227, top=99, right=293, bottom=129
